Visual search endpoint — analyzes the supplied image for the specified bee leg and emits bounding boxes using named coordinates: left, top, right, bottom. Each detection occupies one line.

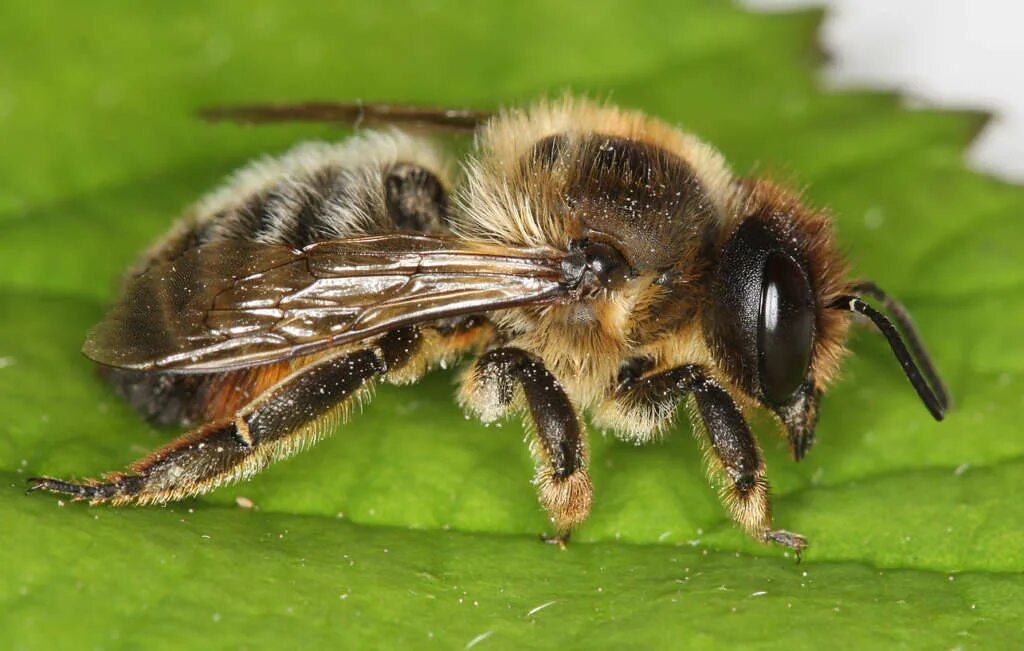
left=461, top=347, right=591, bottom=542
left=28, top=328, right=421, bottom=505
left=616, top=364, right=806, bottom=556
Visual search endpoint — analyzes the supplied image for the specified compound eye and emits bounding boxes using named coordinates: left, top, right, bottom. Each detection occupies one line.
left=758, top=252, right=815, bottom=404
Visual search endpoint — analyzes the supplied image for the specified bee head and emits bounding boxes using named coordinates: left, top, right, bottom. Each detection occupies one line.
left=702, top=180, right=851, bottom=455
left=703, top=179, right=948, bottom=456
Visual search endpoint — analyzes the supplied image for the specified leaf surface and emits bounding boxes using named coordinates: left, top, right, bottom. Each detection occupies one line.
left=2, top=2, right=1022, bottom=648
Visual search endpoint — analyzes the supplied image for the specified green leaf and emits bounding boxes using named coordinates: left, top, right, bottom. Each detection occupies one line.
left=2, top=1, right=1023, bottom=648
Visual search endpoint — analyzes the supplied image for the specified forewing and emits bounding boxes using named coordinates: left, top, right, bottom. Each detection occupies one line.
left=84, top=235, right=566, bottom=373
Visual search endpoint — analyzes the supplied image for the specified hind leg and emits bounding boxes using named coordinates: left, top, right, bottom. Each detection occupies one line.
left=29, top=329, right=419, bottom=504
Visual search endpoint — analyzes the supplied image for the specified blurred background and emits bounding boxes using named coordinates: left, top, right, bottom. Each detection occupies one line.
left=746, top=0, right=1024, bottom=182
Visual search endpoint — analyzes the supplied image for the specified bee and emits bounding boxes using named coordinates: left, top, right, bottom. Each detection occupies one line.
left=29, top=97, right=948, bottom=555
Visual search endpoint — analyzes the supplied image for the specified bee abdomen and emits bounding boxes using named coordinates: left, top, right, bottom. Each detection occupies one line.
left=196, top=160, right=451, bottom=250
left=100, top=363, right=295, bottom=428
left=99, top=367, right=208, bottom=427
left=109, top=132, right=454, bottom=425
left=384, top=162, right=450, bottom=233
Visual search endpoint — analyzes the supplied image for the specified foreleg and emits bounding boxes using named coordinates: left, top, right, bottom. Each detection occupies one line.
left=616, top=363, right=806, bottom=554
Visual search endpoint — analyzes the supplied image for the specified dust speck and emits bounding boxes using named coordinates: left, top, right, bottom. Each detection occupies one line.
left=235, top=496, right=255, bottom=509
left=465, top=630, right=493, bottom=649
left=864, top=207, right=885, bottom=229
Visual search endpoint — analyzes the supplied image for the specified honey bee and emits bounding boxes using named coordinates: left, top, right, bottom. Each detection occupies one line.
left=28, top=97, right=948, bottom=555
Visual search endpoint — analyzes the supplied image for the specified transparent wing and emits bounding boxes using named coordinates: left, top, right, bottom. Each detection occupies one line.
left=85, top=235, right=566, bottom=373
left=199, top=101, right=491, bottom=132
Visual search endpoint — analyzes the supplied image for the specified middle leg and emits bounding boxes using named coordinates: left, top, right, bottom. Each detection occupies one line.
left=460, top=347, right=591, bottom=543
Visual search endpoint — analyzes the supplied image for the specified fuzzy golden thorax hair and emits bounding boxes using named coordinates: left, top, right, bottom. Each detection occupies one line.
left=451, top=98, right=737, bottom=402
left=452, top=98, right=851, bottom=413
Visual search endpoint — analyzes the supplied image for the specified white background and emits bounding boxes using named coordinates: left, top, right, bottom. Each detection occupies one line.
left=743, top=0, right=1024, bottom=183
